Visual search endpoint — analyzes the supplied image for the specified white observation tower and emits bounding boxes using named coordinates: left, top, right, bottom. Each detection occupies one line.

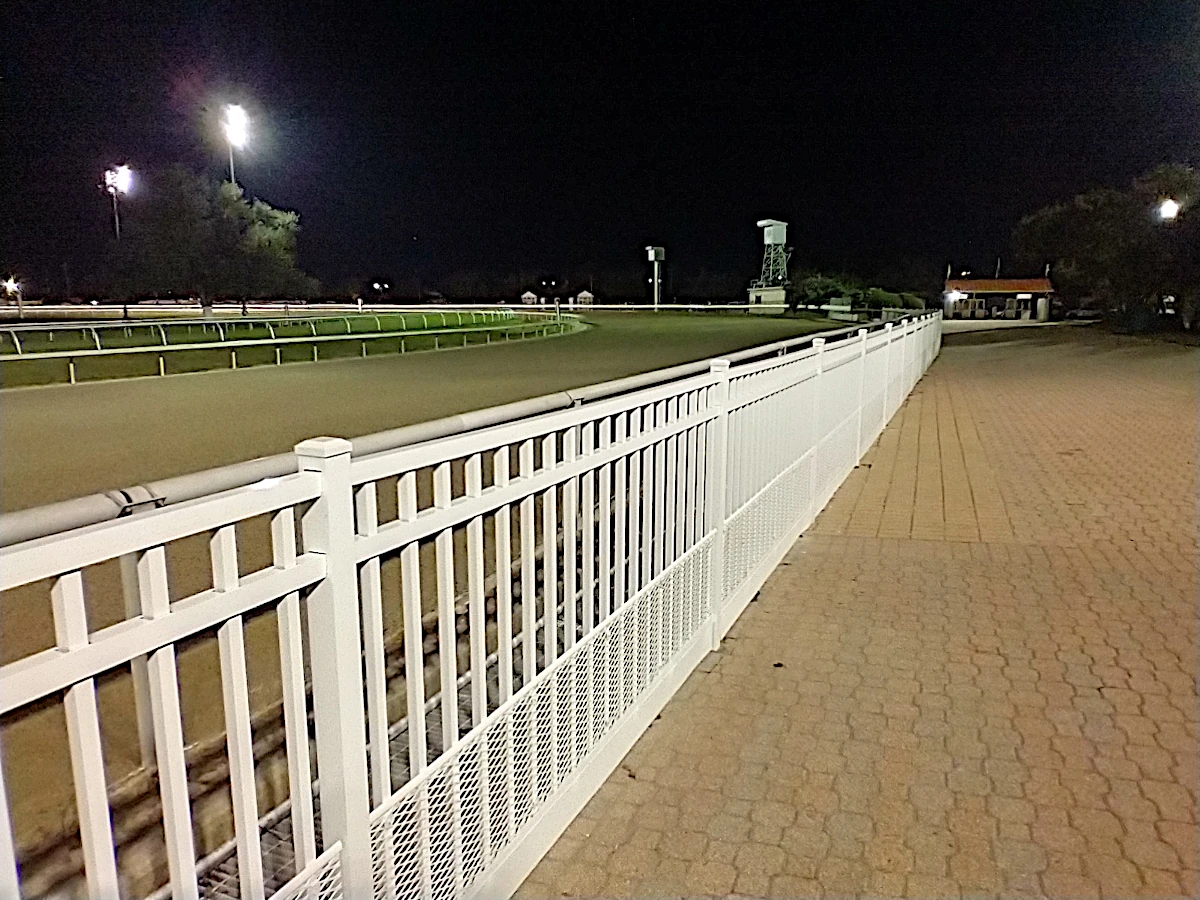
left=748, top=218, right=792, bottom=313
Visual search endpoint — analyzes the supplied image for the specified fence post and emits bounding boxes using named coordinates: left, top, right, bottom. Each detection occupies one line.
left=881, top=324, right=894, bottom=418
left=704, top=359, right=730, bottom=650
left=295, top=437, right=372, bottom=897
left=855, top=328, right=867, bottom=458
left=808, top=337, right=826, bottom=514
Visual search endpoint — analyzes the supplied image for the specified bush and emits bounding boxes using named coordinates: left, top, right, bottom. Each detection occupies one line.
left=790, top=274, right=860, bottom=309
left=860, top=287, right=904, bottom=310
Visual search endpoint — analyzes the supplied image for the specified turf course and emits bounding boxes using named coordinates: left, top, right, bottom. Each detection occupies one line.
left=2, top=312, right=835, bottom=512
left=0, top=310, right=547, bottom=386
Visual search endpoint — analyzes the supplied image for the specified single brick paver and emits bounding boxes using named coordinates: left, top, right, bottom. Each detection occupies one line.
left=518, top=328, right=1198, bottom=899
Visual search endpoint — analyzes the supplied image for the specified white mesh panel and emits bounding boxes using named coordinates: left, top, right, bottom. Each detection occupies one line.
left=367, top=539, right=712, bottom=900
left=273, top=845, right=342, bottom=900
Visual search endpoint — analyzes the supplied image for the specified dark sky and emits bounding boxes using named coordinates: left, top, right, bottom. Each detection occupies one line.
left=2, top=1, right=1197, bottom=294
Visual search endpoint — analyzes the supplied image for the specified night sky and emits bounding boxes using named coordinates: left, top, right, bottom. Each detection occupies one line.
left=2, top=1, right=1197, bottom=295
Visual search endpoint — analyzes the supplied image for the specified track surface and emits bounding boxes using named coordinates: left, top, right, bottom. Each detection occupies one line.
left=2, top=313, right=832, bottom=511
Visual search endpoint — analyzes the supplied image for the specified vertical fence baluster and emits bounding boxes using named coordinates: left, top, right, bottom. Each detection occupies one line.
left=272, top=507, right=317, bottom=870
left=640, top=404, right=655, bottom=587
left=726, top=405, right=739, bottom=517
left=117, top=554, right=156, bottom=770
left=695, top=393, right=708, bottom=544
left=580, top=424, right=596, bottom=634
left=612, top=413, right=627, bottom=608
left=627, top=408, right=642, bottom=594
left=433, top=462, right=459, bottom=750
left=541, top=434, right=559, bottom=666
left=492, top=451, right=514, bottom=702
left=354, top=483, right=392, bottom=806
left=433, top=460, right=465, bottom=894
left=52, top=571, right=119, bottom=900
left=465, top=454, right=488, bottom=726
left=755, top=395, right=764, bottom=500
left=686, top=393, right=700, bottom=551
left=678, top=395, right=692, bottom=554
left=138, top=545, right=200, bottom=900
left=519, top=440, right=537, bottom=682
left=706, top=362, right=731, bottom=647
left=655, top=399, right=671, bottom=668
left=397, top=469, right=434, bottom=899
left=597, top=418, right=612, bottom=622
left=810, top=338, right=827, bottom=508
left=464, top=451, right=492, bottom=867
left=491, top=447, right=517, bottom=848
left=664, top=397, right=679, bottom=569
left=540, top=433, right=561, bottom=794
left=398, top=472, right=428, bottom=775
left=211, top=525, right=267, bottom=900
left=562, top=429, right=578, bottom=648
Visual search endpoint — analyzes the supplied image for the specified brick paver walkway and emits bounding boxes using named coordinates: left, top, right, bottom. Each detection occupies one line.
left=518, top=329, right=1198, bottom=899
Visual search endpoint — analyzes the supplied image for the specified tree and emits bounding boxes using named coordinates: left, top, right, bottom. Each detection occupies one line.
left=111, top=165, right=318, bottom=299
left=1012, top=164, right=1199, bottom=324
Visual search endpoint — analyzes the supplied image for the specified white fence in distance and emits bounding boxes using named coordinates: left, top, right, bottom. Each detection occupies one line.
left=0, top=313, right=942, bottom=900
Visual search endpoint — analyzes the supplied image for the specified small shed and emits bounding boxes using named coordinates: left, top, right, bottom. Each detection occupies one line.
left=574, top=289, right=594, bottom=307
left=520, top=290, right=538, bottom=305
left=943, top=278, right=1053, bottom=321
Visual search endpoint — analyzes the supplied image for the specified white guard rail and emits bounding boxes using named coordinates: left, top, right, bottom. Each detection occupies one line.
left=0, top=314, right=941, bottom=900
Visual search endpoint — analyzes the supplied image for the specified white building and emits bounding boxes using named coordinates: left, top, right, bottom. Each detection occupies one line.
left=520, top=290, right=538, bottom=305
left=573, top=289, right=594, bottom=307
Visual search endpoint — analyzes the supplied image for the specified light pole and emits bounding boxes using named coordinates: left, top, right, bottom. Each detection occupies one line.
left=3, top=277, right=23, bottom=319
left=102, top=164, right=133, bottom=239
left=646, top=246, right=665, bottom=311
left=224, top=104, right=249, bottom=184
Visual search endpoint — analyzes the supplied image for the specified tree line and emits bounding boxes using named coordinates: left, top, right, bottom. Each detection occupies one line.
left=98, top=164, right=939, bottom=307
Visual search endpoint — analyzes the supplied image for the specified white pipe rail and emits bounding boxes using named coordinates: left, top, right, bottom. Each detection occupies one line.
left=0, top=314, right=941, bottom=900
left=2, top=317, right=566, bottom=363
left=0, top=317, right=911, bottom=548
left=0, top=309, right=519, bottom=344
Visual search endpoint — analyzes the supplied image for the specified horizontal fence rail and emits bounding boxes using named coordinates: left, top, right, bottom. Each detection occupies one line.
left=1, top=311, right=577, bottom=389
left=0, top=313, right=941, bottom=900
left=0, top=310, right=518, bottom=352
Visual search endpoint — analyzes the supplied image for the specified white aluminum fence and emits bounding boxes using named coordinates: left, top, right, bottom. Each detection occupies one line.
left=0, top=314, right=941, bottom=900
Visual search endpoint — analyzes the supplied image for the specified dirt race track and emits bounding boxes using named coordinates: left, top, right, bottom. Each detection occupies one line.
left=1, top=313, right=834, bottom=512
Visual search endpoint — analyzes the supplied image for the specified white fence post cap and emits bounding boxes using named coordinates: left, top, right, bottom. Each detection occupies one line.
left=295, top=437, right=353, bottom=459
left=710, top=358, right=731, bottom=373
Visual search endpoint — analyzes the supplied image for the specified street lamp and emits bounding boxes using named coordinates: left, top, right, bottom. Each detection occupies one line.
left=3, top=276, right=23, bottom=319
left=1158, top=198, right=1181, bottom=222
left=223, top=104, right=249, bottom=184
left=646, top=246, right=665, bottom=311
left=102, top=164, right=133, bottom=239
